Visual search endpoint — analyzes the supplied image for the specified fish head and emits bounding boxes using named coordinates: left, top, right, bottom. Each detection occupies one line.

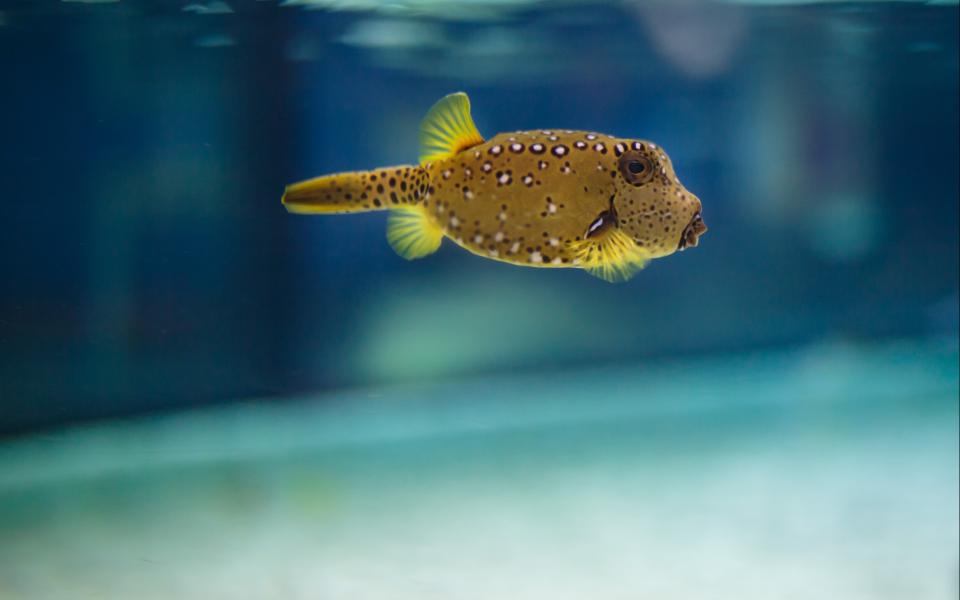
left=611, top=140, right=706, bottom=258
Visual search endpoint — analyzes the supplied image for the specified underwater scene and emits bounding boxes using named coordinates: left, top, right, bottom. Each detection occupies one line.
left=0, top=0, right=958, bottom=598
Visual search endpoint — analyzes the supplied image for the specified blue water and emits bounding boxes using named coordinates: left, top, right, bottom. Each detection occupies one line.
left=0, top=1, right=957, bottom=598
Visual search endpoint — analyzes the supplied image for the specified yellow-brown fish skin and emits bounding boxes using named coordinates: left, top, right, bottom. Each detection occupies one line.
left=281, top=91, right=706, bottom=281
left=420, top=130, right=704, bottom=267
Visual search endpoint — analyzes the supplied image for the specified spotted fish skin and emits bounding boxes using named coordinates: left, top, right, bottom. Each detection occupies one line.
left=282, top=93, right=705, bottom=282
left=282, top=165, right=429, bottom=213
left=422, top=130, right=700, bottom=267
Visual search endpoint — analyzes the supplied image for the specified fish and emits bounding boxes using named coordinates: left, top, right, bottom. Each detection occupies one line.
left=282, top=92, right=706, bottom=282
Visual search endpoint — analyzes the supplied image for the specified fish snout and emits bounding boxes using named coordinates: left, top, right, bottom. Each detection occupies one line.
left=678, top=211, right=707, bottom=251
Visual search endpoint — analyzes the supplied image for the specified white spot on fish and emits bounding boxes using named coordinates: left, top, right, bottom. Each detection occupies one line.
left=494, top=231, right=504, bottom=242
left=510, top=241, right=521, bottom=253
left=474, top=234, right=484, bottom=244
left=530, top=251, right=543, bottom=263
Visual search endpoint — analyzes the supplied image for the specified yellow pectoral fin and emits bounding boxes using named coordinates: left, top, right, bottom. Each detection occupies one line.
left=418, top=92, right=485, bottom=164
left=573, top=227, right=650, bottom=283
left=386, top=207, right=444, bottom=260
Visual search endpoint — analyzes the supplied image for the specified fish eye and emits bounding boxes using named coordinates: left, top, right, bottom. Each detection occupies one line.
left=618, top=154, right=654, bottom=185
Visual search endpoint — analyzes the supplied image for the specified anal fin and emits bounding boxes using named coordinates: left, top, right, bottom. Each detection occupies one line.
left=386, top=207, right=444, bottom=260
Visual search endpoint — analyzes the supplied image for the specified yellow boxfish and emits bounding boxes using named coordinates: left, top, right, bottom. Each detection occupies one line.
left=282, top=92, right=707, bottom=282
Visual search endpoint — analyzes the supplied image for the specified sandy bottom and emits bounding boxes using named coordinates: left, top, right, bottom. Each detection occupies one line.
left=1, top=339, right=957, bottom=599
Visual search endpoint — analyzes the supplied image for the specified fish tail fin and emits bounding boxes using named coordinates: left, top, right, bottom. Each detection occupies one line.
left=282, top=165, right=428, bottom=214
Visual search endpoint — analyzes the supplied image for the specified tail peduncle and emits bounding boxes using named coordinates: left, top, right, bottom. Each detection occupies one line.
left=282, top=165, right=428, bottom=214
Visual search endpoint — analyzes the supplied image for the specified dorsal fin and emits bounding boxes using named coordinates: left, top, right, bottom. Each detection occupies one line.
left=572, top=209, right=650, bottom=282
left=418, top=92, right=485, bottom=165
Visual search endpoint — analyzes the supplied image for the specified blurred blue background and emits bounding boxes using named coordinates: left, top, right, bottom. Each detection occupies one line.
left=0, top=1, right=957, bottom=598
left=0, top=0, right=956, bottom=431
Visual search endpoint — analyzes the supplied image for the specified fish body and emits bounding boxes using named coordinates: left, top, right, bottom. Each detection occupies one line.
left=283, top=93, right=706, bottom=282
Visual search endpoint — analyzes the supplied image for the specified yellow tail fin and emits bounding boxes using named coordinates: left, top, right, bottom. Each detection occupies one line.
left=282, top=165, right=428, bottom=214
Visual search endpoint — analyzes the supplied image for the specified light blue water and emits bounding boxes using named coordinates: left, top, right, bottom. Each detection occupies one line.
left=1, top=340, right=957, bottom=598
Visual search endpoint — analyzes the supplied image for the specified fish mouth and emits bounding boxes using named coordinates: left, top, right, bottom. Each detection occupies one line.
left=678, top=212, right=707, bottom=251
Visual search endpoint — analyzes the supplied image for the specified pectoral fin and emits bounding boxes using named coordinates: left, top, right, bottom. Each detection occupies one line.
left=573, top=205, right=649, bottom=282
